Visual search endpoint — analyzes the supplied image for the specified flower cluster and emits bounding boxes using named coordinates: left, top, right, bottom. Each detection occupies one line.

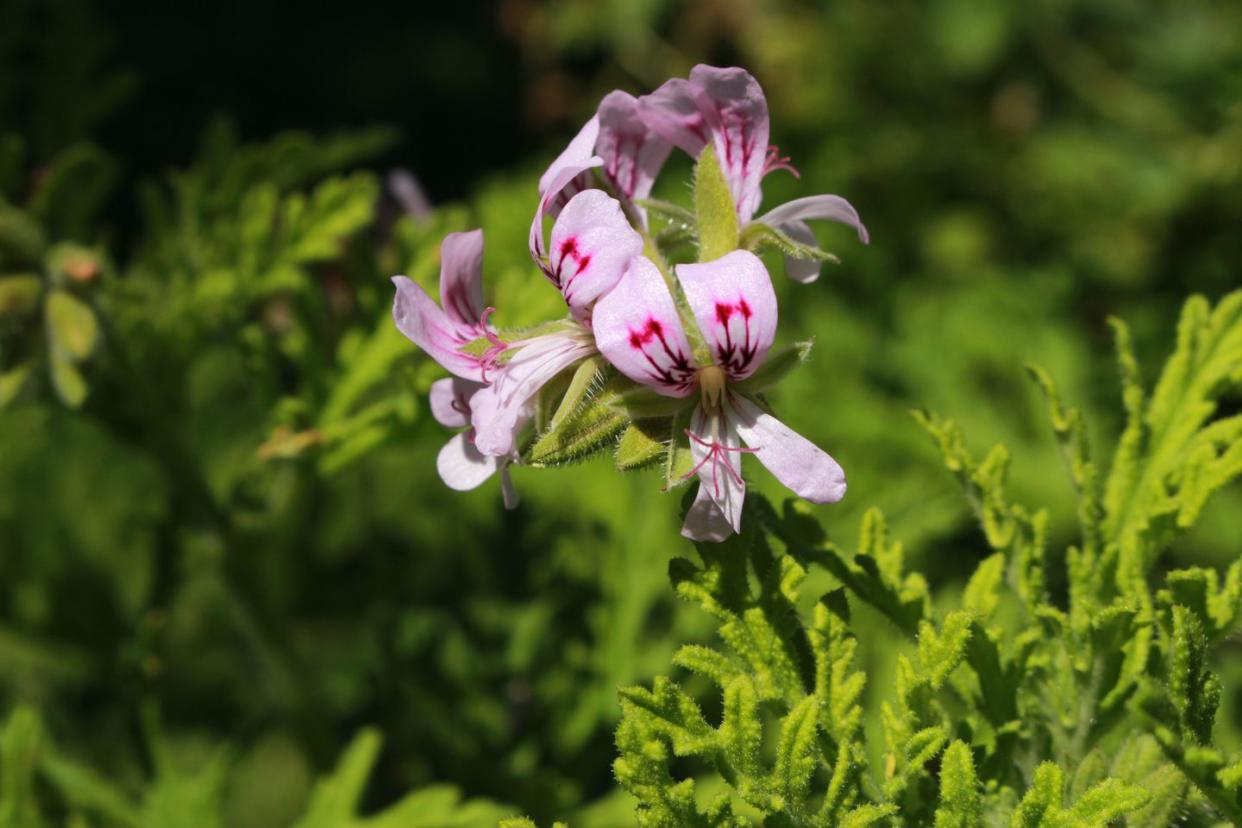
left=392, top=65, right=868, bottom=541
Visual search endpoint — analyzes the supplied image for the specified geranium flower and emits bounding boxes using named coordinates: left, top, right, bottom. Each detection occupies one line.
left=636, top=64, right=869, bottom=282
left=471, top=188, right=644, bottom=457
left=593, top=250, right=846, bottom=541
left=392, top=229, right=507, bottom=383
left=429, top=377, right=520, bottom=509
left=535, top=91, right=672, bottom=229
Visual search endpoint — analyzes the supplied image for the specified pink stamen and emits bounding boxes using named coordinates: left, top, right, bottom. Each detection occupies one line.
left=682, top=428, right=759, bottom=498
left=763, top=145, right=800, bottom=179
left=477, top=306, right=508, bottom=383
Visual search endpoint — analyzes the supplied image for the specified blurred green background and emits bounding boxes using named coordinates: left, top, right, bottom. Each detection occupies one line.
left=1, top=0, right=1240, bottom=824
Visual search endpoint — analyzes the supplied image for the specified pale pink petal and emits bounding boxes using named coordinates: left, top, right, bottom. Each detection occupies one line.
left=675, top=250, right=777, bottom=381
left=688, top=65, right=770, bottom=223
left=756, top=194, right=870, bottom=245
left=529, top=157, right=604, bottom=270
left=437, top=431, right=503, bottom=491
left=538, top=115, right=601, bottom=201
left=429, top=377, right=479, bottom=429
left=500, top=466, right=520, bottom=510
left=727, top=394, right=846, bottom=503
left=592, top=256, right=697, bottom=397
left=635, top=77, right=713, bottom=158
left=681, top=483, right=736, bottom=542
left=392, top=276, right=484, bottom=381
left=470, top=332, right=595, bottom=457
left=597, top=91, right=673, bottom=215
left=547, top=189, right=644, bottom=319
left=780, top=220, right=823, bottom=284
left=438, top=230, right=487, bottom=331
left=682, top=404, right=745, bottom=538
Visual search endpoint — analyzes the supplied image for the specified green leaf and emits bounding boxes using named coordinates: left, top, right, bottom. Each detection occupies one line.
left=48, top=347, right=88, bottom=407
left=1103, top=292, right=1242, bottom=592
left=0, top=274, right=41, bottom=316
left=0, top=362, right=31, bottom=407
left=694, top=146, right=739, bottom=261
left=1168, top=606, right=1221, bottom=745
left=935, top=741, right=981, bottom=828
left=918, top=611, right=974, bottom=690
left=45, top=290, right=99, bottom=361
left=0, top=707, right=44, bottom=827
left=1011, top=763, right=1062, bottom=827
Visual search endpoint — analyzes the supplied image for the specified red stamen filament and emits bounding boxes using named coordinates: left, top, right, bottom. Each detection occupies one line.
left=763, top=145, right=800, bottom=179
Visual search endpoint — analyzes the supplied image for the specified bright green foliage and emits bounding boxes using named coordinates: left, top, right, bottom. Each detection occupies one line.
left=1103, top=293, right=1242, bottom=597
left=934, top=742, right=980, bottom=828
left=1011, top=764, right=1149, bottom=828
left=615, top=290, right=1242, bottom=826
left=0, top=708, right=511, bottom=828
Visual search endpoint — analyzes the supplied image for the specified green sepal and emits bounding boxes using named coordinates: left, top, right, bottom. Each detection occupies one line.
left=694, top=145, right=739, bottom=261
left=634, top=198, right=696, bottom=230
left=610, top=384, right=696, bottom=419
left=664, top=405, right=696, bottom=489
left=525, top=373, right=628, bottom=468
left=547, top=354, right=607, bottom=431
left=0, top=274, right=42, bottom=316
left=731, top=339, right=812, bottom=396
left=740, top=220, right=840, bottom=264
left=45, top=289, right=99, bottom=361
left=616, top=419, right=668, bottom=471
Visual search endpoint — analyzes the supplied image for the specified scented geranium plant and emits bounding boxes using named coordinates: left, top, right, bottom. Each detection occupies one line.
left=392, top=65, right=868, bottom=541
left=396, top=66, right=1242, bottom=827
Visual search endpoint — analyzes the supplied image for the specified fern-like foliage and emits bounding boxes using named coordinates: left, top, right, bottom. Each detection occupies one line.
left=613, top=289, right=1242, bottom=826
left=0, top=707, right=510, bottom=828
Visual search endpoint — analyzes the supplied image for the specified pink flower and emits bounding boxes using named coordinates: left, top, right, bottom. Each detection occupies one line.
left=392, top=229, right=507, bottom=383
left=429, top=377, right=520, bottom=509
left=636, top=64, right=869, bottom=282
left=593, top=250, right=845, bottom=541
left=535, top=91, right=673, bottom=232
left=473, top=188, right=644, bottom=457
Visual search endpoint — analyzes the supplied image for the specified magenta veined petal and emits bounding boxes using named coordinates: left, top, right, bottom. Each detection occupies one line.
left=470, top=331, right=595, bottom=457
left=596, top=90, right=673, bottom=213
left=429, top=377, right=479, bottom=429
left=635, top=77, right=712, bottom=158
left=637, top=65, right=770, bottom=223
left=437, top=431, right=504, bottom=492
left=530, top=155, right=605, bottom=269
left=547, top=190, right=644, bottom=320
left=728, top=394, right=846, bottom=504
left=438, top=229, right=487, bottom=331
left=688, top=65, right=769, bottom=224
left=681, top=404, right=746, bottom=539
left=392, top=276, right=485, bottom=382
left=676, top=250, right=777, bottom=382
left=592, top=256, right=697, bottom=397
